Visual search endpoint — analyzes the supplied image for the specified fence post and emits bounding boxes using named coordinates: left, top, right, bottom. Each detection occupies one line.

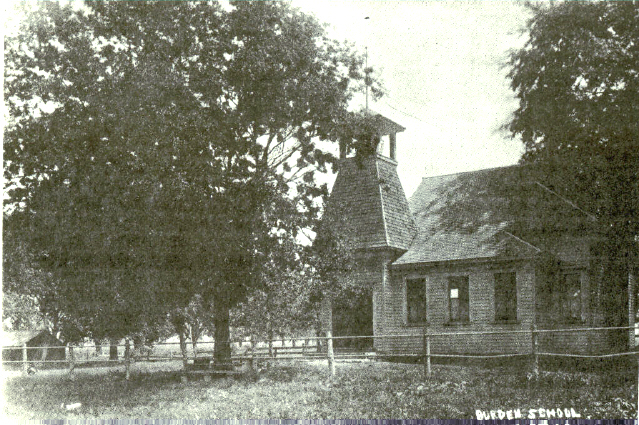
left=21, top=343, right=28, bottom=374
left=426, top=328, right=431, bottom=377
left=422, top=325, right=431, bottom=378
left=531, top=324, right=539, bottom=377
left=124, top=339, right=131, bottom=381
left=249, top=337, right=256, bottom=372
left=326, top=330, right=335, bottom=378
left=68, top=345, right=75, bottom=381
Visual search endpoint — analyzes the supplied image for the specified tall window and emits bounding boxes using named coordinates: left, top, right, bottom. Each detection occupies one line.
left=406, top=278, right=426, bottom=324
left=560, top=273, right=581, bottom=322
left=494, top=272, right=517, bottom=321
left=448, top=276, right=469, bottom=322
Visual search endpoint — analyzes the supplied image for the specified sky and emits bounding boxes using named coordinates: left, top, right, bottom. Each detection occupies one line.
left=295, top=1, right=532, bottom=198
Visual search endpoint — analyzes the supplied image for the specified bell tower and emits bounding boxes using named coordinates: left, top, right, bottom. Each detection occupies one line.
left=325, top=112, right=417, bottom=351
left=372, top=111, right=405, bottom=161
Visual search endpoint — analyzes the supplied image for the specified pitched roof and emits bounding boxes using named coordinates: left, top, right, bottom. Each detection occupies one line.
left=364, top=110, right=406, bottom=134
left=1, top=329, right=56, bottom=347
left=325, top=154, right=417, bottom=251
left=394, top=165, right=595, bottom=266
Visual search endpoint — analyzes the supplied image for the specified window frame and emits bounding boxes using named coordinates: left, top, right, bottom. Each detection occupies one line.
left=405, top=277, right=427, bottom=326
left=556, top=271, right=583, bottom=324
left=494, top=271, right=518, bottom=323
left=448, top=275, right=470, bottom=323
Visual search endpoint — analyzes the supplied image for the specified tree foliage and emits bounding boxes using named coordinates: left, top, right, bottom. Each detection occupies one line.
left=507, top=1, right=639, bottom=335
left=4, top=1, right=376, bottom=361
left=507, top=1, right=639, bottom=241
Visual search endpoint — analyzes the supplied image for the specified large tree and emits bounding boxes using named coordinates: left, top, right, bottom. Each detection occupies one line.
left=4, top=1, right=375, bottom=365
left=507, top=1, right=639, bottom=341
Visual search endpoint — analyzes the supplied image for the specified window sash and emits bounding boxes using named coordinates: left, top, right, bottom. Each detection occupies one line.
left=406, top=278, right=426, bottom=324
left=448, top=276, right=469, bottom=322
left=494, top=272, right=517, bottom=321
left=563, top=273, right=581, bottom=321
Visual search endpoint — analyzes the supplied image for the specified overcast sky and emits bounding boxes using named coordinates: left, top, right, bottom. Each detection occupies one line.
left=296, top=1, right=532, bottom=197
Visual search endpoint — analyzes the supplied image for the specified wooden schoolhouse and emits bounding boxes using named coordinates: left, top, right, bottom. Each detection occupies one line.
left=325, top=113, right=635, bottom=355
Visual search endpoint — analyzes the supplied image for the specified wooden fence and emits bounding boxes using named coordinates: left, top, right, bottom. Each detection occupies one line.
left=3, top=325, right=639, bottom=417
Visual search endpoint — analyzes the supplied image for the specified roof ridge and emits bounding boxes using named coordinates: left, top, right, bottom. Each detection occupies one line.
left=420, top=164, right=520, bottom=181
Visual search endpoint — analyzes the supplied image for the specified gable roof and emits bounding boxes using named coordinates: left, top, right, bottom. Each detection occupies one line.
left=325, top=154, right=417, bottom=251
left=394, top=165, right=596, bottom=266
left=1, top=329, right=59, bottom=347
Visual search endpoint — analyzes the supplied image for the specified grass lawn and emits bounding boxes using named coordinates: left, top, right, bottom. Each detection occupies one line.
left=2, top=359, right=637, bottom=419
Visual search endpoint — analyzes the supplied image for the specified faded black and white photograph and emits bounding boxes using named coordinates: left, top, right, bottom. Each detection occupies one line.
left=3, top=0, right=638, bottom=421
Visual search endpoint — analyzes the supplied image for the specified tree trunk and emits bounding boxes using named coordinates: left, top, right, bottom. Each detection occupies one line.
left=178, top=327, right=188, bottom=369
left=94, top=338, right=102, bottom=355
left=267, top=327, right=274, bottom=371
left=109, top=339, right=118, bottom=361
left=316, top=328, right=323, bottom=353
left=133, top=335, right=143, bottom=357
left=171, top=313, right=189, bottom=369
left=213, top=294, right=232, bottom=370
left=124, top=338, right=131, bottom=381
left=268, top=328, right=273, bottom=357
left=326, top=329, right=335, bottom=378
left=321, top=297, right=335, bottom=377
left=68, top=344, right=75, bottom=381
left=190, top=324, right=199, bottom=359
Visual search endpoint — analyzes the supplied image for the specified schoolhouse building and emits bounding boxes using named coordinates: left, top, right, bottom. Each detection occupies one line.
left=325, top=113, right=634, bottom=356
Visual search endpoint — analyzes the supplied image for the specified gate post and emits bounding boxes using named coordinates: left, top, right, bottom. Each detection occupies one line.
left=68, top=345, right=75, bottom=381
left=22, top=343, right=28, bottom=374
left=531, top=324, right=539, bottom=377
left=124, top=339, right=131, bottom=381
left=326, top=330, right=335, bottom=378
left=422, top=325, right=431, bottom=377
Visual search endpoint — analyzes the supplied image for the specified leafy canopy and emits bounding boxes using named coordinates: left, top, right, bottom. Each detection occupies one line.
left=507, top=1, right=638, bottom=333
left=4, top=1, right=378, bottom=344
left=507, top=1, right=638, bottom=244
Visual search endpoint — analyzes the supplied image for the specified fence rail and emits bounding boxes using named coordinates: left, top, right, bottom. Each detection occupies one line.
left=4, top=324, right=638, bottom=417
left=3, top=325, right=637, bottom=373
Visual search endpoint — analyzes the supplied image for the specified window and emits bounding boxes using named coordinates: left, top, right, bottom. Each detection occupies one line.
left=494, top=272, right=517, bottom=321
left=406, top=278, right=426, bottom=324
left=448, top=276, right=469, bottom=322
left=560, top=273, right=581, bottom=322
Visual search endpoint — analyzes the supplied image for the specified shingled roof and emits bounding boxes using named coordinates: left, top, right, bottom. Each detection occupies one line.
left=326, top=154, right=417, bottom=251
left=394, top=165, right=596, bottom=266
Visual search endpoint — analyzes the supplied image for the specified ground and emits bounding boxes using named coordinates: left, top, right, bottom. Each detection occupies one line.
left=2, top=359, right=637, bottom=419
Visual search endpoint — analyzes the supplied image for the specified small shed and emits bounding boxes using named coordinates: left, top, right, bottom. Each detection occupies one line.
left=1, top=329, right=66, bottom=367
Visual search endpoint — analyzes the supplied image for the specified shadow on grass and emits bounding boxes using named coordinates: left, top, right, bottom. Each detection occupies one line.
left=3, top=359, right=636, bottom=419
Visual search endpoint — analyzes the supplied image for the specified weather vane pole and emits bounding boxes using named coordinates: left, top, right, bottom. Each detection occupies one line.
left=365, top=16, right=370, bottom=113
left=365, top=46, right=369, bottom=113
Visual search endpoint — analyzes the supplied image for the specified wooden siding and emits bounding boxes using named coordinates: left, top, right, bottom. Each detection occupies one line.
left=378, top=259, right=609, bottom=355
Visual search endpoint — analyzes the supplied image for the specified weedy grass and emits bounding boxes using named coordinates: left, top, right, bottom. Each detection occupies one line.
left=2, top=360, right=636, bottom=419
